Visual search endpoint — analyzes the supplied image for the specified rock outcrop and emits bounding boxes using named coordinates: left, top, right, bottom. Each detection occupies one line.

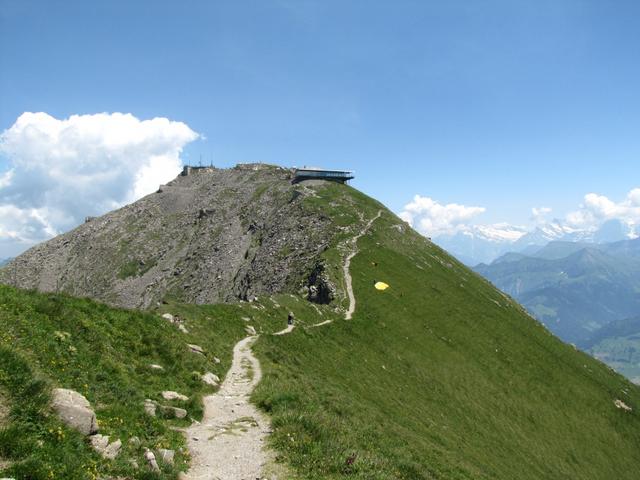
left=161, top=391, right=188, bottom=401
left=51, top=388, right=98, bottom=436
left=201, top=372, right=220, bottom=386
left=90, top=434, right=122, bottom=459
left=1, top=164, right=335, bottom=309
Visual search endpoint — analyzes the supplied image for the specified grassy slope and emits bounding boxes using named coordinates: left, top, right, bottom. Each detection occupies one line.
left=2, top=181, right=640, bottom=479
left=584, top=316, right=640, bottom=383
left=251, top=183, right=640, bottom=479
left=0, top=286, right=290, bottom=479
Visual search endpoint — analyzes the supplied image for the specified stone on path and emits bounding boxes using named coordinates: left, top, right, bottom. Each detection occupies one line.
left=51, top=388, right=98, bottom=436
left=245, top=325, right=257, bottom=335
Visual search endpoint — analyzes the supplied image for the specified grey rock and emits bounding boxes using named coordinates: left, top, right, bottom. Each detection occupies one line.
left=90, top=434, right=109, bottom=450
left=144, top=399, right=157, bottom=416
left=90, top=434, right=121, bottom=460
left=104, top=439, right=122, bottom=460
left=144, top=448, right=160, bottom=472
left=245, top=325, right=257, bottom=336
left=162, top=390, right=189, bottom=401
left=201, top=372, right=220, bottom=386
left=161, top=313, right=175, bottom=322
left=188, top=344, right=205, bottom=355
left=2, top=165, right=334, bottom=310
left=160, top=406, right=187, bottom=419
left=149, top=364, right=164, bottom=371
left=156, top=448, right=175, bottom=465
left=51, top=388, right=98, bottom=436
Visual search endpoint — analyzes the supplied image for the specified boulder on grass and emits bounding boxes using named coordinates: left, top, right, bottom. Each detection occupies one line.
left=144, top=448, right=160, bottom=472
left=187, top=344, right=205, bottom=355
left=90, top=434, right=122, bottom=460
left=162, top=391, right=189, bottom=401
left=51, top=388, right=98, bottom=436
left=157, top=448, right=175, bottom=465
left=202, top=372, right=220, bottom=386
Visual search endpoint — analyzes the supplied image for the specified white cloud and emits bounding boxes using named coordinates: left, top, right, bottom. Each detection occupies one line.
left=565, top=189, right=640, bottom=229
left=399, top=195, right=486, bottom=236
left=0, top=112, right=198, bottom=255
left=531, top=206, right=552, bottom=224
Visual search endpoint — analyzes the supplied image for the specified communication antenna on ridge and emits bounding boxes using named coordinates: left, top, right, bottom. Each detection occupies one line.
left=210, top=152, right=213, bottom=168
left=199, top=154, right=202, bottom=167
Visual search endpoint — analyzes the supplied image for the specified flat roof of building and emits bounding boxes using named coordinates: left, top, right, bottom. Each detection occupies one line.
left=294, top=167, right=354, bottom=174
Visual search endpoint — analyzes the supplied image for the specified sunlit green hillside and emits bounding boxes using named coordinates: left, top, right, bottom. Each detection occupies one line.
left=2, top=180, right=640, bottom=479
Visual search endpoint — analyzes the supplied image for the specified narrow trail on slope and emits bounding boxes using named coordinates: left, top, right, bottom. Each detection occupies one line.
left=310, top=210, right=382, bottom=328
left=343, top=210, right=382, bottom=320
left=273, top=324, right=295, bottom=336
left=183, top=335, right=277, bottom=480
left=182, top=211, right=383, bottom=477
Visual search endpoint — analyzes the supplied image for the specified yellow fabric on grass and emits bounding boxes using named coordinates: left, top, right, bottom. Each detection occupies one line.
left=374, top=281, right=389, bottom=291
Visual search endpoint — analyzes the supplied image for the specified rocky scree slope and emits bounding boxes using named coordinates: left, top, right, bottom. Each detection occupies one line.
left=1, top=164, right=337, bottom=309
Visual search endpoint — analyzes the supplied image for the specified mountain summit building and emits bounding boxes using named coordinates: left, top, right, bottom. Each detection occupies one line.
left=293, top=167, right=355, bottom=184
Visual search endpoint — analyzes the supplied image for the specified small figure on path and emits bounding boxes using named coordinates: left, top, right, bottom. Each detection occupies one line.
left=287, top=312, right=295, bottom=326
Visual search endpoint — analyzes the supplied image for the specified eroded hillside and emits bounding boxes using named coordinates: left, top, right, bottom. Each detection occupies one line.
left=1, top=164, right=339, bottom=308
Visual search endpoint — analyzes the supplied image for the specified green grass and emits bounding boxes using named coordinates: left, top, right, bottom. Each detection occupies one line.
left=0, top=287, right=287, bottom=479
left=3, top=180, right=640, bottom=479
left=249, top=183, right=640, bottom=479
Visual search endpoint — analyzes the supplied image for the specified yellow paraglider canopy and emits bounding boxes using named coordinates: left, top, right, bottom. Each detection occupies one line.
left=374, top=281, right=390, bottom=291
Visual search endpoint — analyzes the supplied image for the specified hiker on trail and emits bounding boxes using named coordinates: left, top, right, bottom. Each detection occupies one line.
left=287, top=312, right=294, bottom=326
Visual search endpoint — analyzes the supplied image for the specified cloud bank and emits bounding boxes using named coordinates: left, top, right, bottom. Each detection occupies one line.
left=0, top=112, right=198, bottom=255
left=566, top=189, right=640, bottom=230
left=398, top=195, right=486, bottom=236
left=400, top=189, right=640, bottom=241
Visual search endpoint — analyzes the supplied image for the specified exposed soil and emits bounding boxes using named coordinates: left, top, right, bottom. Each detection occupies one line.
left=182, top=335, right=288, bottom=479
left=2, top=165, right=334, bottom=309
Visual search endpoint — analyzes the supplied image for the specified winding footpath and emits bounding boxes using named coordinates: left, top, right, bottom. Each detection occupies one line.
left=183, top=335, right=275, bottom=480
left=273, top=324, right=295, bottom=336
left=183, top=210, right=382, bottom=478
left=342, top=210, right=383, bottom=320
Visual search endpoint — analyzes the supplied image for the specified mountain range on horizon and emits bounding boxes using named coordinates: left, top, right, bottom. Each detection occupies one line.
left=433, top=218, right=638, bottom=266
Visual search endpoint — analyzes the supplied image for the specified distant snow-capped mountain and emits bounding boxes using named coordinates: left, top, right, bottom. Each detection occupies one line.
left=433, top=224, right=528, bottom=265
left=433, top=218, right=637, bottom=266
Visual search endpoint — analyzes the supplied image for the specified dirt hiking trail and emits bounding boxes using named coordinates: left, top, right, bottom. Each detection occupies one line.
left=183, top=335, right=281, bottom=480
left=183, top=210, right=382, bottom=478
left=273, top=324, right=295, bottom=336
left=343, top=210, right=382, bottom=320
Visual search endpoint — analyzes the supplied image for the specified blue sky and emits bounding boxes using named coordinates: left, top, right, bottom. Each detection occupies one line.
left=1, top=0, right=640, bottom=255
